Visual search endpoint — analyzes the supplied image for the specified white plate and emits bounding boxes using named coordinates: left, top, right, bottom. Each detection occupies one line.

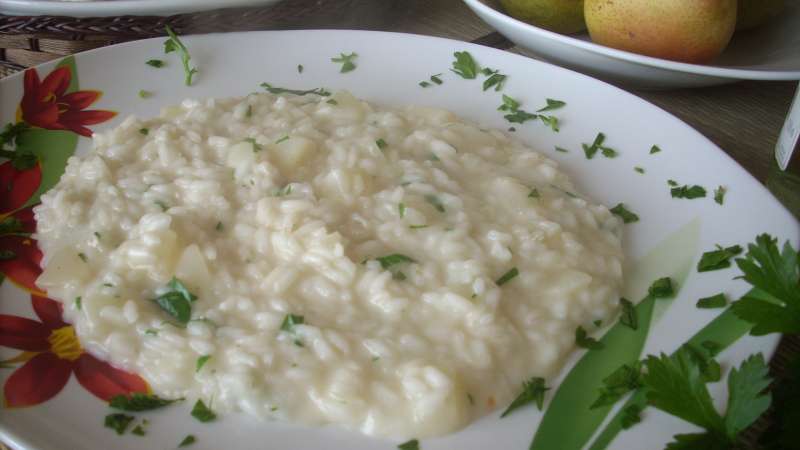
left=464, top=0, right=800, bottom=89
left=0, top=30, right=798, bottom=450
left=0, top=0, right=280, bottom=17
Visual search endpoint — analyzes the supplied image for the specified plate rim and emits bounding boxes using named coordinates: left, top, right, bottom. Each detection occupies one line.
left=0, top=28, right=796, bottom=450
left=463, top=0, right=800, bottom=81
left=0, top=0, right=280, bottom=17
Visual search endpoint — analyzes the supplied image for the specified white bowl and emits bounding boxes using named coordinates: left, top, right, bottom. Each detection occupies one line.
left=464, top=0, right=800, bottom=89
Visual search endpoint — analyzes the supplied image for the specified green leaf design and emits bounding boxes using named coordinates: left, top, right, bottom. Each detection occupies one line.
left=530, top=219, right=700, bottom=450
left=20, top=56, right=80, bottom=209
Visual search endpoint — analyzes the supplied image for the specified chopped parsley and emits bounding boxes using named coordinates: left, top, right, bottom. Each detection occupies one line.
left=196, top=355, right=211, bottom=372
left=164, top=25, right=197, bottom=86
left=582, top=132, right=616, bottom=159
left=260, top=82, right=330, bottom=97
left=409, top=224, right=428, bottom=229
left=326, top=99, right=338, bottom=105
left=398, top=203, right=406, bottom=218
left=375, top=254, right=416, bottom=269
left=424, top=194, right=446, bottom=213
left=648, top=277, right=675, bottom=298
left=244, top=137, right=262, bottom=152
left=575, top=325, right=604, bottom=350
left=274, top=185, right=292, bottom=197
left=451, top=51, right=478, bottom=79
left=590, top=362, right=643, bottom=409
left=145, top=329, right=158, bottom=336
left=75, top=296, right=82, bottom=310
left=482, top=71, right=507, bottom=92
left=78, top=252, right=88, bottom=263
left=714, top=186, right=727, bottom=205
left=601, top=146, right=617, bottom=158
left=619, top=297, right=637, bottom=330
left=280, top=313, right=305, bottom=346
left=139, top=128, right=149, bottom=135
left=190, top=399, right=216, bottom=422
left=376, top=138, right=388, bottom=150
left=104, top=413, right=134, bottom=435
left=430, top=73, right=443, bottom=84
left=145, top=59, right=164, bottom=68
left=555, top=146, right=569, bottom=153
left=246, top=105, right=253, bottom=118
left=696, top=293, right=728, bottom=309
left=634, top=166, right=645, bottom=174
left=419, top=81, right=431, bottom=88
left=398, top=439, right=420, bottom=450
left=528, top=188, right=540, bottom=198
left=667, top=179, right=679, bottom=187
left=650, top=145, right=661, bottom=154
left=730, top=234, right=800, bottom=335
left=671, top=184, right=707, bottom=199
left=331, top=52, right=357, bottom=73
left=275, top=135, right=289, bottom=145
left=109, top=393, right=178, bottom=411
left=297, top=64, right=304, bottom=73
left=138, top=90, right=152, bottom=99
left=538, top=115, right=560, bottom=132
left=610, top=203, right=639, bottom=224
left=642, top=351, right=771, bottom=449
left=536, top=99, right=566, bottom=112
left=498, top=94, right=521, bottom=112
left=215, top=221, right=223, bottom=231
left=153, top=277, right=198, bottom=324
left=500, top=376, right=549, bottom=417
left=504, top=109, right=538, bottom=124
left=495, top=267, right=519, bottom=286
left=131, top=424, right=146, bottom=436
left=697, top=244, right=743, bottom=272
left=178, top=435, right=197, bottom=447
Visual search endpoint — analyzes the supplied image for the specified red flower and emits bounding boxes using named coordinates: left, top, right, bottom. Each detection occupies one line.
left=20, top=66, right=116, bottom=137
left=0, top=160, right=41, bottom=216
left=0, top=295, right=148, bottom=407
left=0, top=206, right=43, bottom=295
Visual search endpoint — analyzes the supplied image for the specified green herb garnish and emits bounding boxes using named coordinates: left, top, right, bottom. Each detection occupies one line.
left=331, top=52, right=357, bottom=73
left=650, top=145, right=662, bottom=154
left=164, top=25, right=198, bottom=86
left=376, top=138, right=388, bottom=150
left=671, top=184, right=707, bottom=199
left=620, top=404, right=643, bottom=429
left=424, top=194, right=445, bottom=213
left=430, top=73, right=443, bottom=85
left=590, top=362, right=643, bottom=409
left=648, top=277, right=675, bottom=298
left=243, top=137, right=262, bottom=152
left=451, top=51, right=478, bottom=79
left=131, top=424, right=146, bottom=436
left=139, top=128, right=149, bottom=135
left=482, top=71, right=507, bottom=91
left=297, top=64, right=304, bottom=73
left=575, top=325, right=604, bottom=350
left=528, top=188, right=540, bottom=198
left=153, top=277, right=197, bottom=324
left=582, top=132, right=606, bottom=159
left=537, top=99, right=566, bottom=112
left=104, top=413, right=134, bottom=435
left=697, top=293, right=728, bottom=309
left=496, top=267, right=519, bottom=286
left=260, top=82, right=330, bottom=97
left=398, top=439, right=420, bottom=450
left=190, top=399, right=216, bottom=422
left=78, top=252, right=88, bottom=263
left=196, top=355, right=211, bottom=372
left=109, top=393, right=178, bottom=411
left=215, top=221, right=223, bottom=231
left=398, top=203, right=406, bottom=218
left=714, top=186, right=727, bottom=205
left=375, top=254, right=416, bottom=270
left=155, top=200, right=169, bottom=212
left=145, top=59, right=164, bottom=68
left=138, top=90, right=152, bottom=99
left=634, top=166, right=645, bottom=174
left=697, top=244, right=743, bottom=272
left=75, top=296, right=82, bottom=310
left=538, top=115, right=560, bottom=132
left=178, top=435, right=196, bottom=447
left=555, top=146, right=569, bottom=153
left=610, top=203, right=639, bottom=224
left=619, top=297, right=637, bottom=330
left=500, top=376, right=549, bottom=417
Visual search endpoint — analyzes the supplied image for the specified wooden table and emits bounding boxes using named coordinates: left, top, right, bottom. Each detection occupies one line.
left=0, top=0, right=797, bottom=447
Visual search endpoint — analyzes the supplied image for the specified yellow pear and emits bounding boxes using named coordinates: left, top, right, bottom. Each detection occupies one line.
left=584, top=0, right=737, bottom=64
left=737, top=0, right=785, bottom=31
left=500, top=0, right=586, bottom=34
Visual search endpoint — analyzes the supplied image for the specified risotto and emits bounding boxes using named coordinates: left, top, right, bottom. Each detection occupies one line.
left=34, top=90, right=624, bottom=438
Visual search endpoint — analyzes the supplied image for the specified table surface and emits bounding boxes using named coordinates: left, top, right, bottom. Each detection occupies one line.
left=0, top=0, right=797, bottom=449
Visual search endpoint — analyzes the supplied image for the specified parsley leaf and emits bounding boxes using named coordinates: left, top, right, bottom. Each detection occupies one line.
left=730, top=234, right=800, bottom=335
left=260, top=83, right=330, bottom=97
left=424, top=194, right=446, bottom=213
left=244, top=137, right=262, bottom=152
left=146, top=59, right=165, bottom=68
left=536, top=99, right=566, bottom=112
left=528, top=188, right=540, bottom=198
left=619, top=297, right=637, bottom=330
left=163, top=26, right=197, bottom=86
left=538, top=115, right=560, bottom=132
left=196, top=355, right=211, bottom=372
left=498, top=94, right=520, bottom=112
left=634, top=166, right=645, bottom=174
left=697, top=245, right=743, bottom=272
left=398, top=439, right=420, bottom=450
left=575, top=325, right=604, bottom=350
left=104, top=413, right=134, bottom=435
left=590, top=362, right=643, bottom=409
left=582, top=132, right=606, bottom=159
left=280, top=313, right=305, bottom=346
left=696, top=293, right=728, bottom=309
left=500, top=376, right=549, bottom=417
left=109, top=393, right=178, bottom=411
left=138, top=89, right=152, bottom=99
left=331, top=52, right=357, bottom=73
left=297, top=64, right=304, bottom=73
left=375, top=254, right=415, bottom=270
left=153, top=277, right=197, bottom=324
left=496, top=267, right=519, bottom=286
left=139, top=128, right=149, bottom=135
left=131, top=424, right=146, bottom=436
left=451, top=51, right=478, bottom=79
left=376, top=138, right=388, bottom=150
left=179, top=435, right=197, bottom=447
left=555, top=146, right=569, bottom=153
left=610, top=203, right=639, bottom=224
left=482, top=72, right=507, bottom=91
left=504, top=109, right=538, bottom=124
left=648, top=277, right=675, bottom=298
left=650, top=145, right=662, bottom=154
left=430, top=74, right=443, bottom=85
left=714, top=186, right=727, bottom=205
left=190, top=399, right=216, bottom=422
left=398, top=203, right=406, bottom=218
left=671, top=184, right=707, bottom=199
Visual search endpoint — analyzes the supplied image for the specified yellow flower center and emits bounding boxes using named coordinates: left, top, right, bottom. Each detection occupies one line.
left=48, top=326, right=83, bottom=361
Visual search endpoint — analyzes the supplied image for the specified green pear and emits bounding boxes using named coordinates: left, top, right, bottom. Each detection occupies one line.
left=737, top=0, right=785, bottom=31
left=500, top=0, right=586, bottom=34
left=584, top=0, right=737, bottom=64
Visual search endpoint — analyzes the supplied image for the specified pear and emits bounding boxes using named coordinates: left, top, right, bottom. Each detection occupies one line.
left=737, top=0, right=785, bottom=31
left=500, top=0, right=586, bottom=34
left=584, top=0, right=737, bottom=64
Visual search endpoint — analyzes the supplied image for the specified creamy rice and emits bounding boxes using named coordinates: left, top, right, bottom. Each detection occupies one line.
left=34, top=90, right=624, bottom=438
